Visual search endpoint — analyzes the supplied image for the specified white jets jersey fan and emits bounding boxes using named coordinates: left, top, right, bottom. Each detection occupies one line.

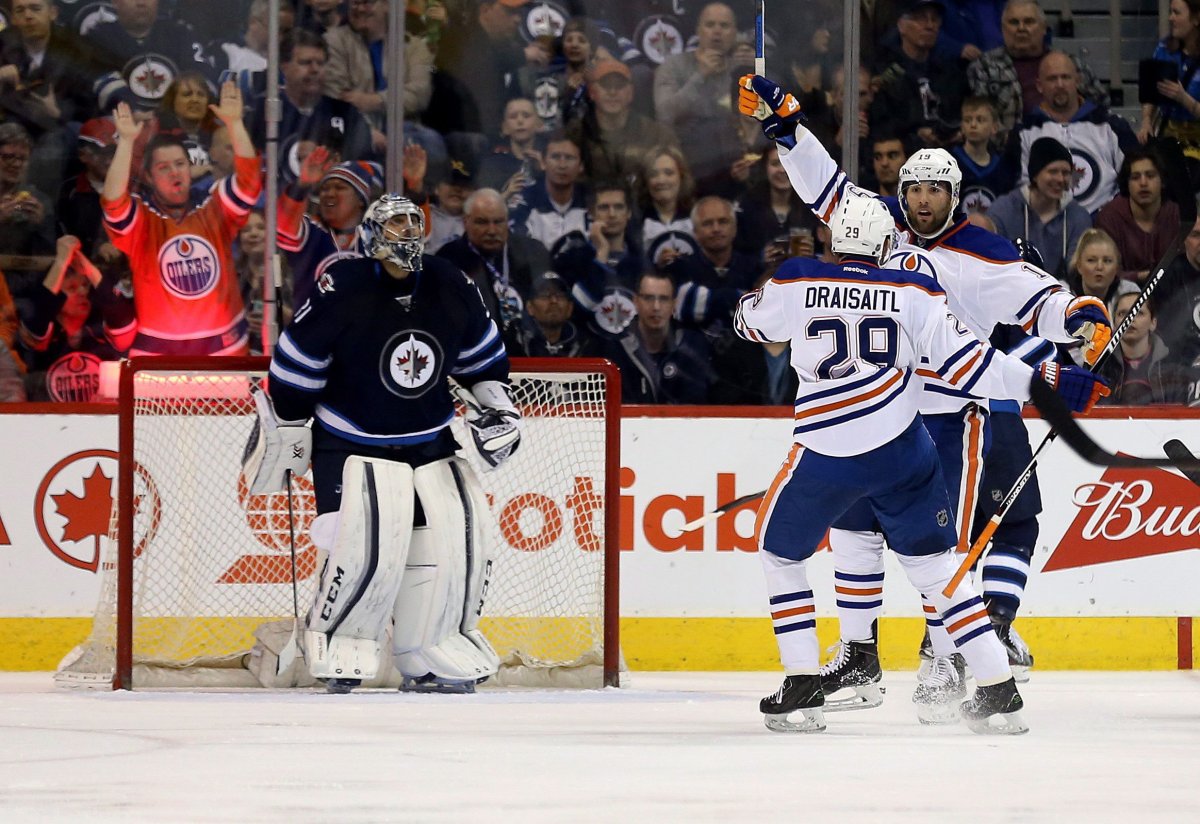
left=775, top=130, right=1080, bottom=414
left=735, top=196, right=1032, bottom=457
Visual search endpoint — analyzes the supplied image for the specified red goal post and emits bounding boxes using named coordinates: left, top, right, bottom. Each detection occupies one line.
left=57, top=356, right=621, bottom=690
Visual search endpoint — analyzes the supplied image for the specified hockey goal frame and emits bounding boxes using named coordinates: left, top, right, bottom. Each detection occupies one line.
left=111, top=355, right=622, bottom=690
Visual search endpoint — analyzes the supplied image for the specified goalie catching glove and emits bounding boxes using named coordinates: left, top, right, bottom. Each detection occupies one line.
left=461, top=380, right=522, bottom=469
left=1064, top=296, right=1113, bottom=366
left=738, top=74, right=804, bottom=149
left=241, top=385, right=312, bottom=494
left=1038, top=362, right=1110, bottom=413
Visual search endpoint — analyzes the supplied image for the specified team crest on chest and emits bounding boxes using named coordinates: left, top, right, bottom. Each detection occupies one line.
left=158, top=234, right=220, bottom=299
left=634, top=16, right=685, bottom=64
left=46, top=352, right=104, bottom=403
left=123, top=53, right=178, bottom=104
left=595, top=291, right=637, bottom=335
left=380, top=330, right=443, bottom=398
left=888, top=250, right=937, bottom=277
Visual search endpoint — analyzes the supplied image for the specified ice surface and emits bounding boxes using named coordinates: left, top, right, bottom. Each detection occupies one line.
left=2, top=671, right=1198, bottom=822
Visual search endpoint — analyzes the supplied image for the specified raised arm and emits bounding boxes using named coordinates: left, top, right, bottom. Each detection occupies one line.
left=102, top=103, right=144, bottom=204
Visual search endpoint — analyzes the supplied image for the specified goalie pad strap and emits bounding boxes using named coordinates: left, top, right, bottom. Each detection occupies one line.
left=306, top=456, right=415, bottom=680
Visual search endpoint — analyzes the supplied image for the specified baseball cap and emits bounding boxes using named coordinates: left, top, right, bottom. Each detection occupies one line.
left=900, top=0, right=946, bottom=16
left=493, top=0, right=527, bottom=8
left=78, top=118, right=117, bottom=151
left=589, top=59, right=632, bottom=84
left=531, top=271, right=570, bottom=298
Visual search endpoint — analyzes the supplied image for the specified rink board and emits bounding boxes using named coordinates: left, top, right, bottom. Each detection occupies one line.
left=1, top=405, right=1198, bottom=671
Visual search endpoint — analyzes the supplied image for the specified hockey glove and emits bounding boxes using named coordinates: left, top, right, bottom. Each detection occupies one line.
left=1038, top=362, right=1110, bottom=413
left=1064, top=296, right=1113, bottom=366
left=241, top=385, right=312, bottom=494
left=737, top=74, right=804, bottom=149
left=461, top=380, right=522, bottom=469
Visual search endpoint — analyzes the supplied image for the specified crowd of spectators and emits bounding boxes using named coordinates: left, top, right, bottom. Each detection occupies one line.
left=0, top=0, right=1198, bottom=408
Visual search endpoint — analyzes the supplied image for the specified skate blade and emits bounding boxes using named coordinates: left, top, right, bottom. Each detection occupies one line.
left=914, top=698, right=965, bottom=725
left=401, top=677, right=477, bottom=695
left=763, top=707, right=827, bottom=733
left=964, top=709, right=1029, bottom=735
left=1010, top=664, right=1031, bottom=684
left=823, top=683, right=885, bottom=713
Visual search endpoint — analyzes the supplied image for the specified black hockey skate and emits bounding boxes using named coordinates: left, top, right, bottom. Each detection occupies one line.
left=819, top=640, right=884, bottom=712
left=325, top=678, right=362, bottom=694
left=992, top=620, right=1034, bottom=683
left=760, top=675, right=826, bottom=733
left=913, top=653, right=968, bottom=725
left=960, top=677, right=1029, bottom=735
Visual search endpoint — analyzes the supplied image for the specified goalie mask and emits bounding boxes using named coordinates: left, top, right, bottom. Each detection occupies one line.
left=357, top=194, right=425, bottom=271
left=829, top=194, right=896, bottom=264
left=898, top=148, right=961, bottom=239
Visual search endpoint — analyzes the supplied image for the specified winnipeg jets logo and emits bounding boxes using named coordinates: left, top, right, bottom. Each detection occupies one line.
left=936, top=509, right=949, bottom=527
left=124, top=54, right=178, bottom=104
left=635, top=16, right=684, bottom=64
left=523, top=1, right=566, bottom=40
left=595, top=292, right=636, bottom=335
left=380, top=330, right=443, bottom=399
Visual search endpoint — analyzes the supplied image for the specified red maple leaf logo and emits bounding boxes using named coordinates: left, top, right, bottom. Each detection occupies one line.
left=134, top=64, right=169, bottom=96
left=396, top=349, right=430, bottom=381
left=50, top=463, right=112, bottom=555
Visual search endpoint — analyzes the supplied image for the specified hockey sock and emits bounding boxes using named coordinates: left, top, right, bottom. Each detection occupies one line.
left=981, top=542, right=1031, bottom=623
left=896, top=552, right=1010, bottom=685
left=922, top=595, right=958, bottom=657
left=829, top=529, right=885, bottom=642
left=761, top=549, right=818, bottom=674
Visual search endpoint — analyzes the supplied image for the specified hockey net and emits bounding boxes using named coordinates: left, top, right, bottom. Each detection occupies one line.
left=55, top=356, right=621, bottom=690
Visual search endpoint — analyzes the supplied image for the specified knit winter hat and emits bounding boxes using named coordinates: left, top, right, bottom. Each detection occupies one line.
left=319, top=160, right=384, bottom=206
left=1027, top=137, right=1073, bottom=180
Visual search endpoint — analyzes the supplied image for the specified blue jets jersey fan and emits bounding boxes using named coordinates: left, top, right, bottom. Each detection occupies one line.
left=734, top=195, right=1035, bottom=458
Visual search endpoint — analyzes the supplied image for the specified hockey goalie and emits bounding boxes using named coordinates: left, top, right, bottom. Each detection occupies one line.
left=241, top=194, right=521, bottom=693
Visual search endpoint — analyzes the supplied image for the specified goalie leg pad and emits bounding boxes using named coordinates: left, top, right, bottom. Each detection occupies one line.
left=392, top=457, right=500, bottom=684
left=305, top=456, right=415, bottom=681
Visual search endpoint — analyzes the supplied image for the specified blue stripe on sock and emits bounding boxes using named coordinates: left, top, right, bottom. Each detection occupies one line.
left=943, top=595, right=984, bottom=620
left=769, top=590, right=814, bottom=605
left=836, top=600, right=883, bottom=609
left=834, top=571, right=885, bottom=583
left=774, top=619, right=817, bottom=635
left=953, top=624, right=995, bottom=647
left=983, top=567, right=1029, bottom=586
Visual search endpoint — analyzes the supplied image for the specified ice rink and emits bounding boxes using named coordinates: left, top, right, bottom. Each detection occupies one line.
left=2, top=670, right=1198, bottom=822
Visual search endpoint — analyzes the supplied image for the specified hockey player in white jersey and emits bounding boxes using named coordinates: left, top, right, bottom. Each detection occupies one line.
left=242, top=194, right=519, bottom=694
left=738, top=73, right=1114, bottom=720
left=741, top=194, right=1108, bottom=734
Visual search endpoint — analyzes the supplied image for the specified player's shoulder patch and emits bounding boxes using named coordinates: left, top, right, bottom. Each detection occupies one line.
left=315, top=257, right=376, bottom=300
left=942, top=224, right=1020, bottom=264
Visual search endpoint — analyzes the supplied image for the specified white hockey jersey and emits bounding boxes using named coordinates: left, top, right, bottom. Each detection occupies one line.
left=734, top=256, right=1033, bottom=457
left=778, top=128, right=1079, bottom=414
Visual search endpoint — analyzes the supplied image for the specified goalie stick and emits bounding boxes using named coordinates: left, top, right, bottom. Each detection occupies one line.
left=943, top=224, right=1191, bottom=596
left=275, top=468, right=302, bottom=676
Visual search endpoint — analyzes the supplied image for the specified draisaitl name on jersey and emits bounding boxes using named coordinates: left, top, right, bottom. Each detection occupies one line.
left=803, top=283, right=900, bottom=313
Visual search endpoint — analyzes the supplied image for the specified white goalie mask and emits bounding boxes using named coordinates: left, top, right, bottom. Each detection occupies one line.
left=357, top=194, right=425, bottom=271
left=898, top=148, right=962, bottom=239
left=829, top=194, right=896, bottom=264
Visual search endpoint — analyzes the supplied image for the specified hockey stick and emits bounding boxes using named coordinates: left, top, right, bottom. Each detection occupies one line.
left=943, top=224, right=1189, bottom=596
left=275, top=468, right=302, bottom=677
left=754, top=0, right=766, bottom=75
left=678, top=489, right=766, bottom=533
left=1164, top=439, right=1200, bottom=488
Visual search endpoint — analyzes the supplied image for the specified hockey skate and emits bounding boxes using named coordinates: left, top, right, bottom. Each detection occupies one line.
left=960, top=677, right=1029, bottom=735
left=912, top=653, right=967, bottom=725
left=325, top=678, right=362, bottom=694
left=760, top=675, right=826, bottom=733
left=819, top=640, right=884, bottom=712
left=993, top=620, right=1034, bottom=683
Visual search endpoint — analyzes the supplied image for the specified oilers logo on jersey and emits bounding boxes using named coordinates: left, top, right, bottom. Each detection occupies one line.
left=158, top=235, right=220, bottom=299
left=888, top=250, right=938, bottom=278
left=381, top=331, right=443, bottom=398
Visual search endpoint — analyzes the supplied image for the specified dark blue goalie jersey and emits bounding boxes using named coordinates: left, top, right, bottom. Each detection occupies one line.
left=268, top=255, right=509, bottom=446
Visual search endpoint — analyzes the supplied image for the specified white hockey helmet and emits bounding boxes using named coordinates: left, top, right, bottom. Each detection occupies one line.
left=898, top=148, right=961, bottom=239
left=829, top=193, right=896, bottom=264
left=357, top=193, right=425, bottom=271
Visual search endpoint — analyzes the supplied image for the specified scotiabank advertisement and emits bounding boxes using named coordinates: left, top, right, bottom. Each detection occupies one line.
left=1, top=408, right=1198, bottom=656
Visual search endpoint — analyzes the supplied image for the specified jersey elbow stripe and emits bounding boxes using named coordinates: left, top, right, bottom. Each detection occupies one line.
left=268, top=362, right=327, bottom=392
left=104, top=203, right=137, bottom=234
left=959, top=348, right=995, bottom=394
left=1015, top=285, right=1061, bottom=326
left=458, top=322, right=501, bottom=360
left=452, top=345, right=506, bottom=377
left=936, top=340, right=979, bottom=377
left=278, top=332, right=332, bottom=371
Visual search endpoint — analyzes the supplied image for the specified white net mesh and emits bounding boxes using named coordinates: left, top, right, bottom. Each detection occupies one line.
left=55, top=361, right=615, bottom=689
